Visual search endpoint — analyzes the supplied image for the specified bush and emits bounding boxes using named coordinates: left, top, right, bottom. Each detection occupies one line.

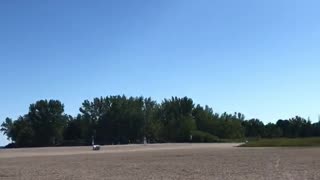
left=191, top=130, right=219, bottom=142
left=4, top=143, right=17, bottom=148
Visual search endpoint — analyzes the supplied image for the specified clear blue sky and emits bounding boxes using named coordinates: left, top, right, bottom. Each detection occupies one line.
left=1, top=0, right=320, bottom=145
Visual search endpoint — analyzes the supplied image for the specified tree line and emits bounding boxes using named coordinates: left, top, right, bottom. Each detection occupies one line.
left=1, top=95, right=320, bottom=147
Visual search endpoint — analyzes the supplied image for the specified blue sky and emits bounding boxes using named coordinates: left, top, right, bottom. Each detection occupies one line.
left=1, top=0, right=320, bottom=145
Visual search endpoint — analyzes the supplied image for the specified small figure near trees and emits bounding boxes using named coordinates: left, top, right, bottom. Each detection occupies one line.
left=92, top=135, right=100, bottom=151
left=143, top=136, right=147, bottom=145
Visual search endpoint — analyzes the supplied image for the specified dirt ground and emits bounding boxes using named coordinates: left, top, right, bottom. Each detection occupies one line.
left=1, top=143, right=320, bottom=180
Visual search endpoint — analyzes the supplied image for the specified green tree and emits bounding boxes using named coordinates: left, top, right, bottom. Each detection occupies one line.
left=28, top=100, right=67, bottom=146
left=264, top=123, right=282, bottom=138
left=143, top=98, right=162, bottom=142
left=215, top=112, right=245, bottom=139
left=1, top=118, right=14, bottom=141
left=160, top=97, right=196, bottom=142
left=242, top=119, right=265, bottom=137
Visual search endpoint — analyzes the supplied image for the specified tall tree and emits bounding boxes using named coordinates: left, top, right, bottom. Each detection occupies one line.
left=242, top=119, right=265, bottom=137
left=160, top=97, right=196, bottom=142
left=0, top=118, right=14, bottom=141
left=28, top=100, right=67, bottom=146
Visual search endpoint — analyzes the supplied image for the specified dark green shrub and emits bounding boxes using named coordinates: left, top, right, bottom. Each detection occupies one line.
left=191, top=130, right=219, bottom=142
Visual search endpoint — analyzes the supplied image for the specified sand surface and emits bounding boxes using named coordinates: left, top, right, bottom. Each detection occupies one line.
left=1, top=143, right=320, bottom=180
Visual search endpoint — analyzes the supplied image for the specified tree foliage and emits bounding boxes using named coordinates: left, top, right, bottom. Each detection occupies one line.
left=1, top=100, right=67, bottom=147
left=1, top=96, right=320, bottom=147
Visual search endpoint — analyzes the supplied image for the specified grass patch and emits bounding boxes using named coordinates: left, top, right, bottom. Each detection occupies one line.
left=240, top=137, right=320, bottom=147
